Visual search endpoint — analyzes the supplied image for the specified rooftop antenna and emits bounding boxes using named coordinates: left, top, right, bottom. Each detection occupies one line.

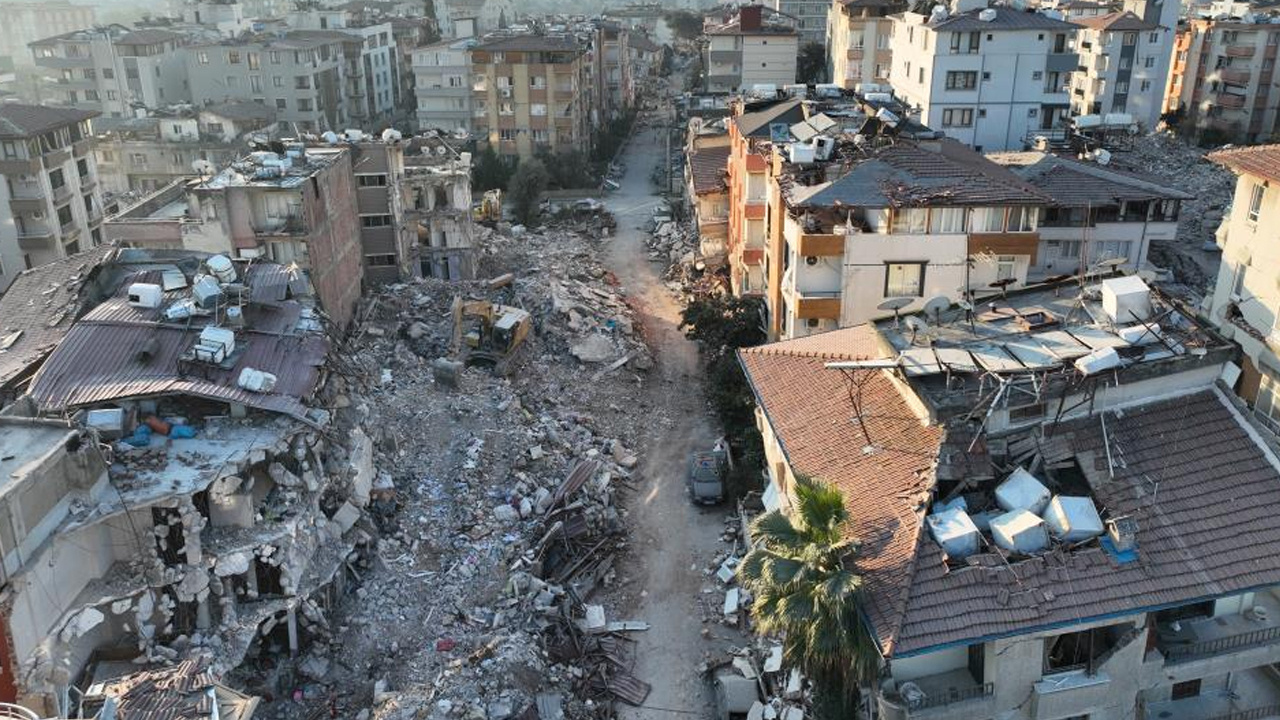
left=988, top=277, right=1016, bottom=301
left=877, top=296, right=914, bottom=330
left=904, top=315, right=932, bottom=346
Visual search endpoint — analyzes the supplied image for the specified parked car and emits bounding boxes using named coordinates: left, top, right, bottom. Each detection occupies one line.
left=687, top=441, right=729, bottom=505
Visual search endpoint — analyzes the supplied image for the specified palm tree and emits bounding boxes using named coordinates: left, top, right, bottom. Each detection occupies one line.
left=737, top=475, right=880, bottom=715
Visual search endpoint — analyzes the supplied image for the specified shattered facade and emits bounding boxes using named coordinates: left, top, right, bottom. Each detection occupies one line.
left=403, top=137, right=477, bottom=281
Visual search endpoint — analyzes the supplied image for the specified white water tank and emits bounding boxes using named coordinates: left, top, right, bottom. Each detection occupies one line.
left=990, top=509, right=1049, bottom=554
left=128, top=283, right=163, bottom=308
left=1074, top=346, right=1122, bottom=375
left=927, top=507, right=981, bottom=559
left=207, top=255, right=236, bottom=283
left=194, top=326, right=235, bottom=364
left=238, top=367, right=278, bottom=393
left=1043, top=495, right=1104, bottom=542
left=1118, top=322, right=1162, bottom=345
left=1102, top=275, right=1151, bottom=323
left=996, top=467, right=1051, bottom=515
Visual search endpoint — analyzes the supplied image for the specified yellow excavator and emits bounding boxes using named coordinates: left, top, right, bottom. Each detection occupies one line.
left=475, top=189, right=502, bottom=222
left=451, top=296, right=531, bottom=373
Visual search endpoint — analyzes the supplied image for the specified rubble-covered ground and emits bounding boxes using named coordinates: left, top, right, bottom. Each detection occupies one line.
left=1114, top=133, right=1236, bottom=297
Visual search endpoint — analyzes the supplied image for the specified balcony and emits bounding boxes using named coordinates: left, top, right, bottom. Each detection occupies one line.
left=1227, top=45, right=1257, bottom=58
left=42, top=147, right=71, bottom=168
left=848, top=47, right=865, bottom=61
left=1152, top=590, right=1280, bottom=678
left=72, top=138, right=92, bottom=157
left=17, top=223, right=55, bottom=249
left=1032, top=668, right=1112, bottom=720
left=877, top=669, right=994, bottom=720
left=1144, top=666, right=1280, bottom=720
left=7, top=180, right=46, bottom=212
left=1223, top=68, right=1253, bottom=85
left=253, top=215, right=308, bottom=238
left=1218, top=93, right=1248, bottom=109
left=796, top=232, right=845, bottom=256
left=795, top=291, right=842, bottom=320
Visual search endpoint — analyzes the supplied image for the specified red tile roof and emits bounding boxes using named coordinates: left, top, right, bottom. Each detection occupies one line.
left=688, top=145, right=730, bottom=195
left=1073, top=10, right=1159, bottom=30
left=1210, top=143, right=1280, bottom=184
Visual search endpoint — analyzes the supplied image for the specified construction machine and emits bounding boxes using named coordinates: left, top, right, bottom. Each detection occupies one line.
left=451, top=296, right=531, bottom=373
left=475, top=189, right=502, bottom=222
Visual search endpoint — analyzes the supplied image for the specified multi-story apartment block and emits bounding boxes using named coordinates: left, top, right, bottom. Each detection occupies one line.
left=775, top=0, right=831, bottom=44
left=286, top=11, right=403, bottom=125
left=182, top=0, right=252, bottom=36
left=703, top=5, right=800, bottom=94
left=93, top=102, right=276, bottom=194
left=104, top=145, right=362, bottom=326
left=741, top=282, right=1280, bottom=720
left=593, top=21, right=633, bottom=122
left=1069, top=0, right=1178, bottom=130
left=1206, top=145, right=1280, bottom=433
left=345, top=139, right=416, bottom=284
left=413, top=37, right=476, bottom=134
left=827, top=0, right=904, bottom=89
left=685, top=122, right=731, bottom=265
left=30, top=28, right=191, bottom=118
left=390, top=17, right=437, bottom=123
left=405, top=137, right=476, bottom=280
left=435, top=0, right=515, bottom=39
left=0, top=1, right=95, bottom=67
left=890, top=4, right=1079, bottom=151
left=469, top=35, right=592, bottom=161
left=0, top=104, right=105, bottom=290
left=187, top=33, right=349, bottom=132
left=1164, top=15, right=1280, bottom=144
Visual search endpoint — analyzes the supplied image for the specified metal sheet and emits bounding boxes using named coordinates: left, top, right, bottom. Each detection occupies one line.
left=1029, top=330, right=1093, bottom=360
left=899, top=348, right=941, bottom=376
left=1068, top=326, right=1131, bottom=350
left=968, top=343, right=1025, bottom=372
left=1001, top=339, right=1059, bottom=369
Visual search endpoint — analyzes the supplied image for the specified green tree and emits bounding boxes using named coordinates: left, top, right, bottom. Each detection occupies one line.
left=663, top=10, right=704, bottom=41
left=472, top=146, right=515, bottom=192
left=537, top=148, right=596, bottom=190
left=797, top=41, right=827, bottom=84
left=737, top=475, right=880, bottom=717
left=506, top=158, right=549, bottom=226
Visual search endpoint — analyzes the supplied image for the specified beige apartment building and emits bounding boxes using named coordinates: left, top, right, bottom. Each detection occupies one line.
left=1165, top=15, right=1280, bottom=144
left=827, top=0, right=902, bottom=90
left=703, top=5, right=800, bottom=94
left=468, top=35, right=592, bottom=161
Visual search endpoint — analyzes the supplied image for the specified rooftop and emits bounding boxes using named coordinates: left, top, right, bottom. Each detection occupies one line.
left=1209, top=143, right=1280, bottom=184
left=926, top=6, right=1080, bottom=31
left=85, top=659, right=259, bottom=720
left=470, top=34, right=584, bottom=52
left=734, top=98, right=807, bottom=138
left=0, top=104, right=98, bottom=139
left=688, top=145, right=731, bottom=194
left=987, top=150, right=1193, bottom=205
left=1072, top=10, right=1160, bottom=30
left=202, top=100, right=278, bottom=123
left=201, top=145, right=346, bottom=190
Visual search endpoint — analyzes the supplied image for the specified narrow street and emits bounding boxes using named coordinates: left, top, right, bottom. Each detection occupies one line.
left=602, top=122, right=745, bottom=718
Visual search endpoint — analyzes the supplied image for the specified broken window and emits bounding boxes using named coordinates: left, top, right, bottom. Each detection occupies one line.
left=152, top=507, right=186, bottom=566
left=1044, top=623, right=1133, bottom=674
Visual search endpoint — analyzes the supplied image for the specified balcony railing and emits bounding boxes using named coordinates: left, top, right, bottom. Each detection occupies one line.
left=1227, top=45, right=1257, bottom=58
left=1223, top=67, right=1253, bottom=84
left=1205, top=705, right=1280, bottom=720
left=913, top=682, right=994, bottom=711
left=1219, top=93, right=1248, bottom=109
left=1161, top=624, right=1280, bottom=663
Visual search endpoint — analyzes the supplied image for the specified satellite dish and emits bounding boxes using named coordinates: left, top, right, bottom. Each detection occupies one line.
left=321, top=131, right=340, bottom=145
left=435, top=145, right=448, bottom=156
left=922, top=295, right=950, bottom=322
left=904, top=316, right=932, bottom=345
left=877, top=296, right=915, bottom=329
left=1096, top=257, right=1127, bottom=269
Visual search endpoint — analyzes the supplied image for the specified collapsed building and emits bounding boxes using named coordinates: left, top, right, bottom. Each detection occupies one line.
left=0, top=247, right=372, bottom=717
left=403, top=136, right=477, bottom=281
left=739, top=274, right=1280, bottom=719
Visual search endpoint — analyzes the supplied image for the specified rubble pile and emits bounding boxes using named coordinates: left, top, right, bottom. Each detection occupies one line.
left=249, top=223, right=665, bottom=720
left=1115, top=134, right=1234, bottom=293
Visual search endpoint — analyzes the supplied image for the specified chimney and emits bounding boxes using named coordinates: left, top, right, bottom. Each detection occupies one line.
left=740, top=5, right=763, bottom=32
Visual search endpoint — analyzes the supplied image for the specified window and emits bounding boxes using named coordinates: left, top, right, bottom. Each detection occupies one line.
left=297, top=99, right=313, bottom=111
left=276, top=98, right=287, bottom=110
left=1059, top=240, right=1082, bottom=259
left=891, top=208, right=928, bottom=234
left=85, top=90, right=98, bottom=101
left=1093, top=240, right=1132, bottom=261
left=918, top=67, right=925, bottom=83
left=885, top=262, right=926, bottom=297
left=946, top=71, right=977, bottom=89
left=1233, top=261, right=1249, bottom=298
left=931, top=207, right=967, bottom=233
left=530, top=75, right=546, bottom=88
left=1249, top=182, right=1265, bottom=223
left=361, top=215, right=392, bottom=227
left=229, top=50, right=241, bottom=64
left=1054, top=33, right=1067, bottom=53
left=1144, top=56, right=1155, bottom=68
left=106, top=90, right=118, bottom=100
left=49, top=168, right=65, bottom=190
left=982, top=71, right=991, bottom=81
left=248, top=52, right=260, bottom=70
left=531, top=103, right=547, bottom=116
left=1115, top=80, right=1129, bottom=93
left=273, top=76, right=284, bottom=87
left=950, top=31, right=980, bottom=54
left=199, top=51, right=210, bottom=64
left=1171, top=680, right=1201, bottom=701
left=942, top=108, right=973, bottom=127
left=1008, top=207, right=1037, bottom=231
left=1123, top=32, right=1137, bottom=45
left=499, top=129, right=516, bottom=141
left=77, top=158, right=88, bottom=177
left=1032, top=70, right=1043, bottom=81
left=1, top=141, right=17, bottom=160
left=978, top=207, right=1005, bottom=232
left=357, top=174, right=388, bottom=187
left=251, top=75, right=262, bottom=92
left=366, top=254, right=397, bottom=266
left=499, top=102, right=514, bottom=115
left=102, top=68, right=114, bottom=79
left=270, top=50, right=281, bottom=64
left=56, top=204, right=73, bottom=228
left=1027, top=108, right=1037, bottom=117
left=997, top=255, right=1017, bottom=281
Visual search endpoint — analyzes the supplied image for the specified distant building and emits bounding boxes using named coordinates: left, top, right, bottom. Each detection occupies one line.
left=1164, top=15, right=1280, bottom=144
left=702, top=5, right=800, bottom=93
left=890, top=4, right=1079, bottom=151
left=1069, top=0, right=1178, bottom=131
left=29, top=28, right=191, bottom=118
left=413, top=37, right=476, bottom=134
left=105, top=145, right=363, bottom=327
left=0, top=1, right=96, bottom=67
left=0, top=104, right=106, bottom=290
left=775, top=0, right=830, bottom=44
left=827, top=0, right=904, bottom=90
left=435, top=0, right=515, bottom=38
left=468, top=35, right=592, bottom=160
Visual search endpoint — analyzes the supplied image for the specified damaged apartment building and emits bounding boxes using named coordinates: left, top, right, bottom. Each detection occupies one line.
left=0, top=246, right=374, bottom=717
left=740, top=272, right=1280, bottom=720
left=720, top=96, right=1189, bottom=340
left=404, top=135, right=476, bottom=280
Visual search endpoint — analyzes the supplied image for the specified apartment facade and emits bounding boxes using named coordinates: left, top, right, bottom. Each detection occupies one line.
left=1206, top=145, right=1280, bottom=435
left=1164, top=16, right=1280, bottom=144
left=594, top=22, right=633, bottom=122
left=774, top=0, right=830, bottom=44
left=413, top=37, right=475, bottom=133
left=0, top=105, right=105, bottom=291
left=827, top=0, right=903, bottom=89
left=286, top=12, right=403, bottom=125
left=1069, top=0, right=1177, bottom=130
left=685, top=128, right=731, bottom=265
left=347, top=140, right=416, bottom=284
left=30, top=28, right=190, bottom=119
left=0, top=2, right=95, bottom=66
left=105, top=146, right=363, bottom=327
left=469, top=35, right=592, bottom=161
left=405, top=138, right=477, bottom=280
left=703, top=5, right=800, bottom=94
left=890, top=5, right=1079, bottom=151
left=187, top=33, right=349, bottom=133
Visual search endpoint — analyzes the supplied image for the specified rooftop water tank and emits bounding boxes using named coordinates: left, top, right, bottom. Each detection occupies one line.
left=927, top=507, right=981, bottom=560
left=990, top=509, right=1049, bottom=554
left=128, top=283, right=163, bottom=309
left=1043, top=495, right=1104, bottom=543
left=995, top=467, right=1051, bottom=515
left=206, top=255, right=236, bottom=284
left=192, top=275, right=224, bottom=310
left=1102, top=275, right=1151, bottom=323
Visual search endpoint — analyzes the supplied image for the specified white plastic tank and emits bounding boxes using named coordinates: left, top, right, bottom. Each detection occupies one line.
left=995, top=467, right=1051, bottom=515
left=927, top=507, right=981, bottom=560
left=1043, top=495, right=1105, bottom=542
left=990, top=509, right=1049, bottom=554
left=1102, top=275, right=1151, bottom=323
left=238, top=367, right=278, bottom=393
left=198, top=326, right=236, bottom=362
left=206, top=255, right=236, bottom=283
left=1074, top=346, right=1122, bottom=375
left=127, top=283, right=163, bottom=309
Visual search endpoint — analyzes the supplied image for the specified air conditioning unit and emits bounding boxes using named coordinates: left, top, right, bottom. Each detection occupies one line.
left=193, top=326, right=236, bottom=365
left=500, top=88, right=512, bottom=98
left=128, top=282, right=163, bottom=308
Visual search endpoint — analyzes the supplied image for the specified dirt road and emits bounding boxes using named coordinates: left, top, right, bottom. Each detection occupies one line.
left=603, top=123, right=744, bottom=719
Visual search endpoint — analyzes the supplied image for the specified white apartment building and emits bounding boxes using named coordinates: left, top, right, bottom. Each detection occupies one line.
left=412, top=37, right=474, bottom=134
left=29, top=28, right=191, bottom=118
left=1069, top=0, right=1178, bottom=130
left=703, top=5, right=800, bottom=93
left=774, top=0, right=830, bottom=44
left=1165, top=15, right=1280, bottom=145
left=827, top=0, right=902, bottom=89
left=890, top=4, right=1079, bottom=151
